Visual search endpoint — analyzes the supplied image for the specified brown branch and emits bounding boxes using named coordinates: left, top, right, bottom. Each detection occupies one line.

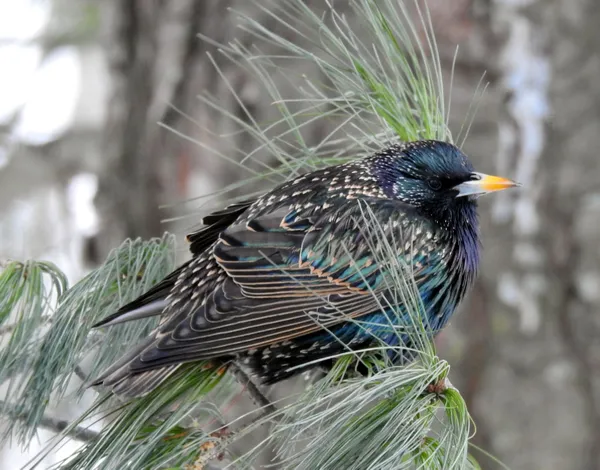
left=161, top=0, right=209, bottom=130
left=459, top=281, right=495, bottom=460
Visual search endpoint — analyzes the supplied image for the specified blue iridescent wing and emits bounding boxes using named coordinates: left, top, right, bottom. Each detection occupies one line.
left=121, top=199, right=446, bottom=372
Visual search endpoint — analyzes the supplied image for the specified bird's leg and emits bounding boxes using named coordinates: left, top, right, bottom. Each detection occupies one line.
left=228, top=361, right=278, bottom=417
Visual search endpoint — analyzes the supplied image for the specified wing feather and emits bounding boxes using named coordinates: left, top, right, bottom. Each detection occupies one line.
left=96, top=196, right=447, bottom=390
left=92, top=199, right=255, bottom=329
left=121, top=199, right=443, bottom=373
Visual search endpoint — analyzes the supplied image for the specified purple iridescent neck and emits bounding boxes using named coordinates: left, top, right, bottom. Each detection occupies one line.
left=454, top=200, right=480, bottom=276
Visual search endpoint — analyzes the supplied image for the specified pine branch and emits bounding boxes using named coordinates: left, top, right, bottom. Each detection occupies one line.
left=38, top=416, right=99, bottom=444
left=0, top=400, right=99, bottom=443
left=73, top=365, right=88, bottom=382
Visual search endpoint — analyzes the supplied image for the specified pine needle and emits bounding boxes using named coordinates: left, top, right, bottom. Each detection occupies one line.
left=3, top=235, right=176, bottom=445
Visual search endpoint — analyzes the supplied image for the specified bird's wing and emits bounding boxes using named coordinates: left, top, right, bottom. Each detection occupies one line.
left=92, top=199, right=256, bottom=328
left=186, top=198, right=257, bottom=255
left=123, top=198, right=443, bottom=372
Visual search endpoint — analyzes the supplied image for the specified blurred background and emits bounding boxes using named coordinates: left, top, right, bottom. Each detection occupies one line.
left=1, top=0, right=599, bottom=469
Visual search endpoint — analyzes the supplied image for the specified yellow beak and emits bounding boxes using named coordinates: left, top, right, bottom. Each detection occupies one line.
left=454, top=172, right=521, bottom=197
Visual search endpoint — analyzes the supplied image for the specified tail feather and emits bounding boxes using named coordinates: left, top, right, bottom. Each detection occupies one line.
left=89, top=200, right=256, bottom=397
left=91, top=264, right=186, bottom=329
left=92, top=300, right=167, bottom=328
left=89, top=335, right=181, bottom=398
left=89, top=336, right=156, bottom=386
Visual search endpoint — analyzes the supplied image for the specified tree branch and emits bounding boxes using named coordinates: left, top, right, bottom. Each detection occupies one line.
left=37, top=415, right=99, bottom=443
left=73, top=365, right=88, bottom=382
left=0, top=400, right=99, bottom=443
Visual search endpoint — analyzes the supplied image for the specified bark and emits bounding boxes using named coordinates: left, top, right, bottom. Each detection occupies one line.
left=94, top=0, right=164, bottom=255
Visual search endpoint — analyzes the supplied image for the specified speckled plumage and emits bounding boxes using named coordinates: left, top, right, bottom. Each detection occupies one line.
left=93, top=140, right=487, bottom=397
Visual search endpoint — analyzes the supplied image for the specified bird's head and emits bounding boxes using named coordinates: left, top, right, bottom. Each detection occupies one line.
left=373, top=140, right=520, bottom=228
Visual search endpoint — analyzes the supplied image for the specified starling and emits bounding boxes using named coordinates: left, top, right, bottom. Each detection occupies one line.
left=92, top=140, right=519, bottom=397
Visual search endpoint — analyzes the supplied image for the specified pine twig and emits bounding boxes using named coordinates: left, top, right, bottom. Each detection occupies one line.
left=160, top=365, right=282, bottom=470
left=0, top=400, right=99, bottom=443
left=73, top=365, right=88, bottom=382
left=38, top=415, right=99, bottom=443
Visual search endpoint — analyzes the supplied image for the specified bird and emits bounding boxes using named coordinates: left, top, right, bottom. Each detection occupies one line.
left=91, top=140, right=519, bottom=397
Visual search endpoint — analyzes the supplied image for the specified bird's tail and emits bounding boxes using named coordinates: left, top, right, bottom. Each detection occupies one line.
left=90, top=200, right=257, bottom=397
left=89, top=264, right=190, bottom=397
left=88, top=335, right=181, bottom=398
left=92, top=262, right=187, bottom=329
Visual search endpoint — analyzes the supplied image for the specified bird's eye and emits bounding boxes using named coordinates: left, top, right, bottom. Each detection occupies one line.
left=427, top=179, right=442, bottom=191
